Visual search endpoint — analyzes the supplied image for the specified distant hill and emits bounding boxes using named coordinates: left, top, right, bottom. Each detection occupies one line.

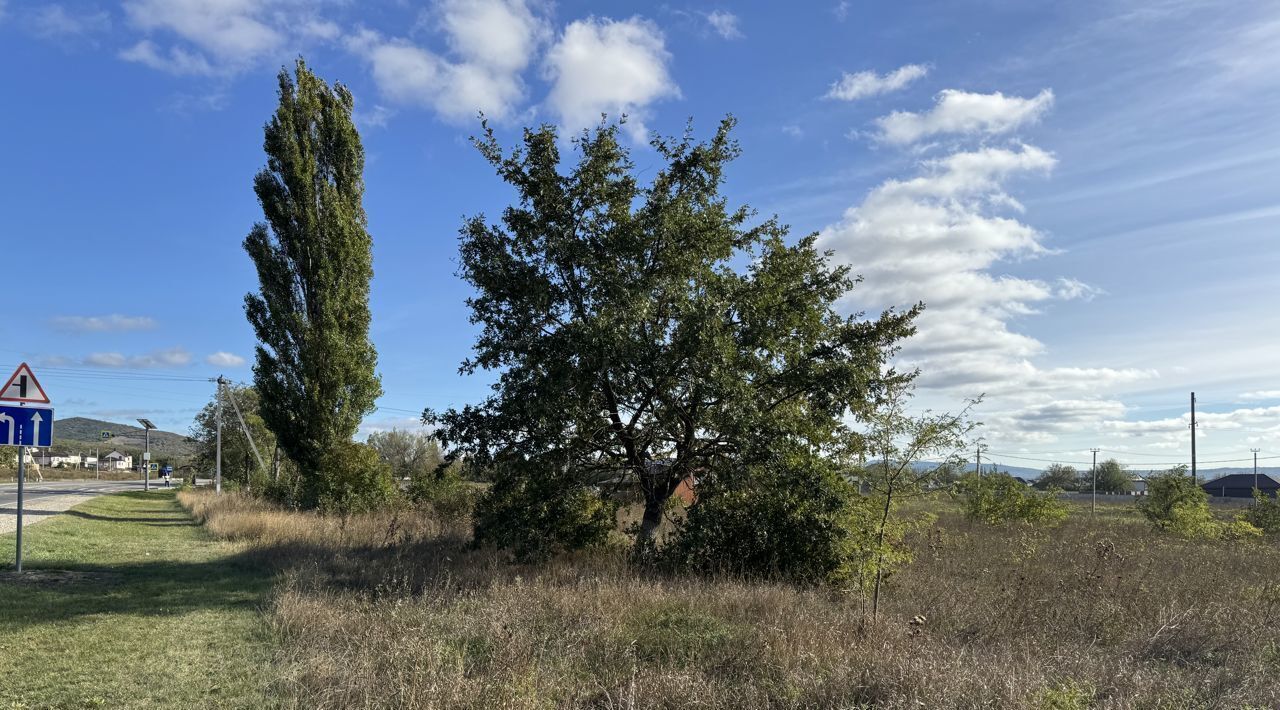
left=52, top=416, right=198, bottom=461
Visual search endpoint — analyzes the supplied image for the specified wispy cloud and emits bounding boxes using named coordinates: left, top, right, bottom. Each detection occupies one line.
left=84, top=347, right=192, bottom=368
left=51, top=314, right=157, bottom=333
left=205, top=351, right=246, bottom=367
left=824, top=64, right=928, bottom=101
left=875, top=89, right=1054, bottom=144
left=1240, top=390, right=1280, bottom=401
left=26, top=4, right=111, bottom=40
left=704, top=10, right=743, bottom=39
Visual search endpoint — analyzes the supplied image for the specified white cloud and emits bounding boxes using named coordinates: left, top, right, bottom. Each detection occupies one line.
left=84, top=347, right=192, bottom=368
left=51, top=314, right=157, bottom=333
left=825, top=64, right=928, bottom=101
left=347, top=0, right=548, bottom=123
left=833, top=1, right=850, bottom=21
left=782, top=124, right=803, bottom=138
left=354, top=104, right=395, bottom=129
left=120, top=39, right=215, bottom=75
left=27, top=4, right=111, bottom=39
left=704, top=10, right=742, bottom=39
left=876, top=89, right=1055, bottom=144
left=1240, top=390, right=1280, bottom=401
left=817, top=138, right=1134, bottom=402
left=121, top=0, right=282, bottom=73
left=543, top=16, right=680, bottom=141
left=205, top=351, right=246, bottom=367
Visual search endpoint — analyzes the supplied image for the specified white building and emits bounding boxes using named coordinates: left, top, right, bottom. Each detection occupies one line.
left=102, top=451, right=133, bottom=470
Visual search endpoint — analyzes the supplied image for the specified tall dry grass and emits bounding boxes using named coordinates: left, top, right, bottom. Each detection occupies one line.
left=179, top=490, right=1280, bottom=709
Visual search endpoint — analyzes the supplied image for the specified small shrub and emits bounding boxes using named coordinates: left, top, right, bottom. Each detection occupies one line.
left=1139, top=472, right=1263, bottom=540
left=472, top=456, right=617, bottom=561
left=1244, top=490, right=1280, bottom=534
left=308, top=441, right=398, bottom=514
left=666, top=455, right=857, bottom=586
left=407, top=465, right=477, bottom=518
left=958, top=473, right=1069, bottom=525
left=1036, top=680, right=1095, bottom=710
left=1138, top=472, right=1208, bottom=529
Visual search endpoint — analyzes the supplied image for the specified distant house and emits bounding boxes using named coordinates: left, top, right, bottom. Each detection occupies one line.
left=1129, top=475, right=1148, bottom=496
left=102, top=451, right=133, bottom=470
left=1201, top=473, right=1280, bottom=499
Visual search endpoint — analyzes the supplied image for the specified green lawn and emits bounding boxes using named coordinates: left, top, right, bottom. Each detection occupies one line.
left=0, top=491, right=274, bottom=709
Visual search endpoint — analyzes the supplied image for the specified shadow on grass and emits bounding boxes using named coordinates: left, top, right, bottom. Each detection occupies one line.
left=0, top=551, right=273, bottom=630
left=60, top=510, right=197, bottom=526
left=0, top=508, right=65, bottom=517
left=0, top=490, right=273, bottom=630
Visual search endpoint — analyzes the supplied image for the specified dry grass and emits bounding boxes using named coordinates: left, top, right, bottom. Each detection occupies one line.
left=178, top=490, right=1280, bottom=709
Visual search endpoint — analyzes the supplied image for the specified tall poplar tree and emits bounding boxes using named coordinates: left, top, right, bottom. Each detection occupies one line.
left=244, top=59, right=383, bottom=508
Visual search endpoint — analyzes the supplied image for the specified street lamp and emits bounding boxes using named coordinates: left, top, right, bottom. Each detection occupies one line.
left=137, top=418, right=156, bottom=491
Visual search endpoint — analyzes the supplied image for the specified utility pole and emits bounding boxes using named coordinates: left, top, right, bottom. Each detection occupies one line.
left=1190, top=392, right=1197, bottom=483
left=215, top=376, right=225, bottom=495
left=1252, top=448, right=1261, bottom=492
left=974, top=441, right=987, bottom=477
left=1090, top=448, right=1100, bottom=517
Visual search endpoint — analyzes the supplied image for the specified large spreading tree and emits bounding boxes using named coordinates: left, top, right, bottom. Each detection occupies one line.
left=429, top=117, right=918, bottom=553
left=244, top=59, right=383, bottom=509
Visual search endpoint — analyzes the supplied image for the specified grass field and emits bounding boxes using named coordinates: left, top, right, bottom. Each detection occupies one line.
left=181, top=491, right=1280, bottom=709
left=5, top=490, right=1279, bottom=708
left=0, top=491, right=273, bottom=709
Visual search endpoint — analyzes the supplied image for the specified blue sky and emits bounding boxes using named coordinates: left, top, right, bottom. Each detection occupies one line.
left=1, top=0, right=1278, bottom=472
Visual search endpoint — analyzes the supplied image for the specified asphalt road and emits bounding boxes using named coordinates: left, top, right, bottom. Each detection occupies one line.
left=0, top=479, right=166, bottom=535
left=0, top=479, right=146, bottom=509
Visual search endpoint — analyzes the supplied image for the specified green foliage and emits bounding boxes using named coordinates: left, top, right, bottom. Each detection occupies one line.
left=1138, top=471, right=1208, bottom=528
left=668, top=452, right=880, bottom=587
left=312, top=441, right=397, bottom=515
left=1138, top=471, right=1262, bottom=540
left=407, top=464, right=476, bottom=518
left=243, top=58, right=382, bottom=510
left=1244, top=490, right=1280, bottom=534
left=852, top=383, right=976, bottom=610
left=959, top=473, right=1070, bottom=526
left=1093, top=458, right=1133, bottom=494
left=189, top=384, right=276, bottom=489
left=472, top=456, right=618, bottom=561
left=367, top=428, right=444, bottom=481
left=1035, top=680, right=1095, bottom=710
left=429, top=116, right=916, bottom=557
left=1035, top=463, right=1079, bottom=491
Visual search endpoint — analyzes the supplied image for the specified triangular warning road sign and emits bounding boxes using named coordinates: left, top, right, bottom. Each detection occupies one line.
left=0, top=363, right=50, bottom=404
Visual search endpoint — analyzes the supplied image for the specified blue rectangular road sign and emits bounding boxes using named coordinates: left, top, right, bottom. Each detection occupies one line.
left=0, top=406, right=54, bottom=447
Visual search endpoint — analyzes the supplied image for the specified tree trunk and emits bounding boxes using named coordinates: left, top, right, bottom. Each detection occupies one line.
left=872, top=456, right=895, bottom=619
left=634, top=468, right=681, bottom=552
left=637, top=494, right=666, bottom=545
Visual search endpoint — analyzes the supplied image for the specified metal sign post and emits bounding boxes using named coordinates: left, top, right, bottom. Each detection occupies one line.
left=15, top=445, right=24, bottom=572
left=1, top=363, right=54, bottom=573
